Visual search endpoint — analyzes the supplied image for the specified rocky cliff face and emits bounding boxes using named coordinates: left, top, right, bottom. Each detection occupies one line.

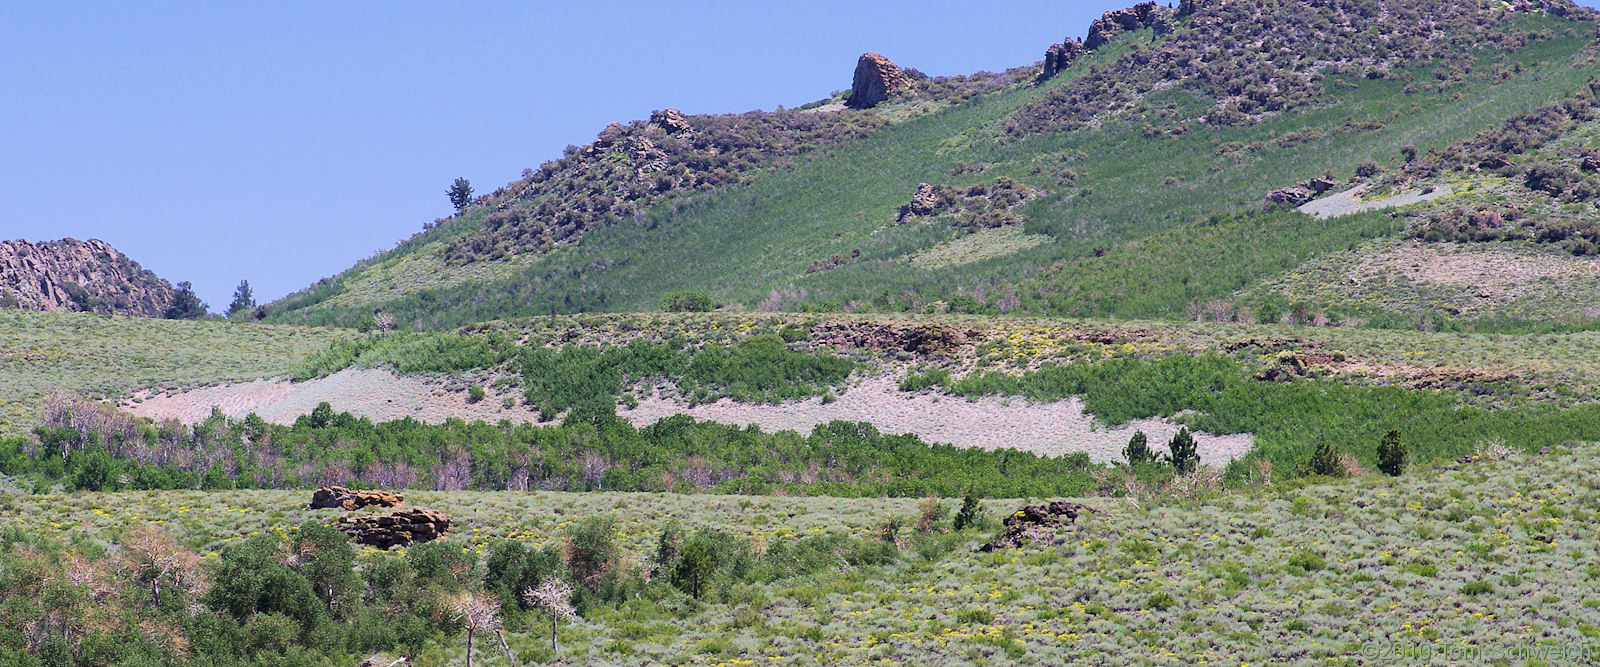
left=848, top=52, right=910, bottom=109
left=0, top=238, right=179, bottom=317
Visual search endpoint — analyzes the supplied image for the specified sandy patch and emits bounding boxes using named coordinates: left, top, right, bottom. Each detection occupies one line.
left=127, top=370, right=1254, bottom=464
left=1299, top=185, right=1451, bottom=219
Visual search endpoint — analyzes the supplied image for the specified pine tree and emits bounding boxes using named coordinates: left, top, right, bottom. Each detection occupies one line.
left=163, top=281, right=208, bottom=320
left=448, top=177, right=474, bottom=211
left=227, top=280, right=254, bottom=316
left=1306, top=441, right=1344, bottom=477
left=1376, top=429, right=1407, bottom=477
left=1166, top=428, right=1200, bottom=475
left=1123, top=430, right=1154, bottom=465
left=952, top=490, right=984, bottom=531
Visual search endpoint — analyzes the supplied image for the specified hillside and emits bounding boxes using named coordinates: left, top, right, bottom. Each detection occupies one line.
left=0, top=238, right=187, bottom=318
left=263, top=1, right=1600, bottom=333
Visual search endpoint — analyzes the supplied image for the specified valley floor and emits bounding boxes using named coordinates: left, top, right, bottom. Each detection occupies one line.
left=4, top=443, right=1596, bottom=665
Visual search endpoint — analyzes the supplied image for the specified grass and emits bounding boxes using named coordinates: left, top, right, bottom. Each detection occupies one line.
left=0, top=309, right=349, bottom=435
left=5, top=440, right=1597, bottom=664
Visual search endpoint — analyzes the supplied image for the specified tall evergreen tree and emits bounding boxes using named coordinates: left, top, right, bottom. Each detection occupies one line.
left=227, top=280, right=255, bottom=316
left=163, top=281, right=208, bottom=320
left=1166, top=428, right=1200, bottom=475
left=448, top=177, right=474, bottom=212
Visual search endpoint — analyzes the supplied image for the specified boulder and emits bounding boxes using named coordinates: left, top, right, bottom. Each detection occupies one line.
left=338, top=506, right=453, bottom=549
left=979, top=501, right=1099, bottom=552
left=1266, top=186, right=1314, bottom=207
left=648, top=108, right=692, bottom=134
left=897, top=183, right=944, bottom=222
left=847, top=52, right=909, bottom=109
left=1480, top=155, right=1514, bottom=170
left=1581, top=155, right=1600, bottom=173
left=1301, top=177, right=1338, bottom=194
left=308, top=486, right=405, bottom=511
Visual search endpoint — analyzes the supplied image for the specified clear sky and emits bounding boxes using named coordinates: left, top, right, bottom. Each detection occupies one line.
left=2, top=2, right=1595, bottom=310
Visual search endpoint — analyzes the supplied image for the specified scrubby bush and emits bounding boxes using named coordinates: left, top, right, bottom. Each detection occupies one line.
left=660, top=290, right=716, bottom=313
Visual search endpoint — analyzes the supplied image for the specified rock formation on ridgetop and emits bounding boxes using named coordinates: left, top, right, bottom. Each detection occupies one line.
left=649, top=108, right=692, bottom=134
left=1085, top=2, right=1171, bottom=50
left=1039, top=40, right=1084, bottom=81
left=847, top=52, right=909, bottom=109
left=0, top=238, right=179, bottom=317
left=309, top=486, right=405, bottom=510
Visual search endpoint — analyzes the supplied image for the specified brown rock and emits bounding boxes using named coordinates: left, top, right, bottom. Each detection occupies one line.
left=648, top=108, right=692, bottom=134
left=1301, top=177, right=1338, bottom=194
left=897, top=183, right=945, bottom=222
left=1266, top=186, right=1314, bottom=207
left=1085, top=2, right=1165, bottom=50
left=1480, top=155, right=1514, bottom=170
left=847, top=52, right=909, bottom=109
left=979, top=501, right=1100, bottom=552
left=0, top=238, right=180, bottom=317
left=308, top=486, right=405, bottom=511
left=338, top=506, right=453, bottom=549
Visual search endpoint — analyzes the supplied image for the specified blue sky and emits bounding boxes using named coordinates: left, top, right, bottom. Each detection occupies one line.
left=1, top=2, right=1595, bottom=309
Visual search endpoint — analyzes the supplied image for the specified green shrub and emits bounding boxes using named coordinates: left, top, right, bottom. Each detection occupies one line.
left=467, top=384, right=486, bottom=403
left=1286, top=549, right=1326, bottom=572
left=955, top=607, right=994, bottom=624
left=1376, top=429, right=1407, bottom=476
left=1145, top=592, right=1176, bottom=611
left=660, top=291, right=716, bottom=312
left=1461, top=581, right=1494, bottom=596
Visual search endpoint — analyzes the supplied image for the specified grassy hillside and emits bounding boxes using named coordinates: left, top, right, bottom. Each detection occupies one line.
left=265, top=6, right=1600, bottom=333
left=4, top=441, right=1596, bottom=664
left=0, top=309, right=349, bottom=434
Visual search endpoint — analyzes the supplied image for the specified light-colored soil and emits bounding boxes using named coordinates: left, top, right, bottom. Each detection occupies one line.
left=907, top=226, right=1052, bottom=269
left=1299, top=184, right=1452, bottom=219
left=1240, top=237, right=1600, bottom=321
left=125, top=371, right=1254, bottom=464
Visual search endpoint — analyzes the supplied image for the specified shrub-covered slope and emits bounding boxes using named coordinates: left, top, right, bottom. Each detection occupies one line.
left=265, top=2, right=1600, bottom=332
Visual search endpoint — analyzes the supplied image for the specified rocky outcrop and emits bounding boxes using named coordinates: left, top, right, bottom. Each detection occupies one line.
left=896, top=178, right=1036, bottom=228
left=0, top=238, right=178, bottom=317
left=848, top=53, right=909, bottom=109
left=1039, top=40, right=1084, bottom=81
left=649, top=108, right=692, bottom=134
left=1266, top=186, right=1314, bottom=207
left=337, top=506, right=453, bottom=549
left=1085, top=2, right=1169, bottom=50
left=1581, top=155, right=1600, bottom=173
left=807, top=321, right=973, bottom=357
left=309, top=486, right=405, bottom=510
left=979, top=502, right=1100, bottom=551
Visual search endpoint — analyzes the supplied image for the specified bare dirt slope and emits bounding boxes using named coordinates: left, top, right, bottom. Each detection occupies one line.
left=125, top=370, right=1253, bottom=464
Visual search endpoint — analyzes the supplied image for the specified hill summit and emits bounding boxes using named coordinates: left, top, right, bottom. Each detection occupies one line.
left=267, top=0, right=1600, bottom=333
